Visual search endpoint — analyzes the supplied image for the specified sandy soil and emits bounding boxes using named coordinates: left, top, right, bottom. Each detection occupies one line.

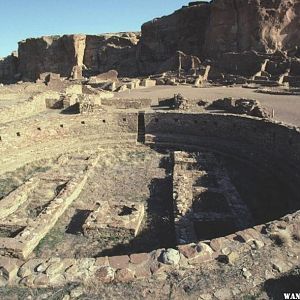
left=116, top=86, right=300, bottom=126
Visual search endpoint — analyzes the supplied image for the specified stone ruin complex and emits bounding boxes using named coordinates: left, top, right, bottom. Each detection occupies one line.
left=0, top=0, right=299, bottom=299
left=0, top=76, right=299, bottom=297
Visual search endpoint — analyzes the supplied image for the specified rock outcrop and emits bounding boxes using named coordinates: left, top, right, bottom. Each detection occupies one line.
left=18, top=35, right=86, bottom=81
left=84, top=33, right=140, bottom=77
left=0, top=53, right=18, bottom=83
left=1, top=0, right=299, bottom=82
left=137, top=2, right=211, bottom=75
left=16, top=33, right=140, bottom=82
left=137, top=0, right=300, bottom=74
left=204, top=0, right=300, bottom=57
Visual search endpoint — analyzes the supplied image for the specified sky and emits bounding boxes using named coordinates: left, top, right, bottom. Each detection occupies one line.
left=0, top=0, right=190, bottom=57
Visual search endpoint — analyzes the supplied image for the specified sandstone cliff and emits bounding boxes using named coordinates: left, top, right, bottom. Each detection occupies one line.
left=17, top=32, right=140, bottom=81
left=137, top=2, right=210, bottom=74
left=18, top=35, right=86, bottom=81
left=0, top=0, right=299, bottom=82
left=137, top=0, right=300, bottom=74
left=204, top=0, right=300, bottom=57
left=0, top=53, right=18, bottom=83
left=84, top=33, right=140, bottom=77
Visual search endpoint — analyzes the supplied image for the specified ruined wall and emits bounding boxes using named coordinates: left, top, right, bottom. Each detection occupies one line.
left=0, top=112, right=300, bottom=287
left=0, top=91, right=60, bottom=124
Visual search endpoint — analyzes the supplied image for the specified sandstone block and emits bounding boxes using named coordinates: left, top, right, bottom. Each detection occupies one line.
left=115, top=268, right=135, bottom=282
left=95, top=266, right=115, bottom=283
left=108, top=255, right=130, bottom=269
left=130, top=253, right=150, bottom=265
left=0, top=258, right=22, bottom=286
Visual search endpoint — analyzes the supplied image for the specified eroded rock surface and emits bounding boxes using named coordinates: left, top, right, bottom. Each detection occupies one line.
left=1, top=0, right=300, bottom=82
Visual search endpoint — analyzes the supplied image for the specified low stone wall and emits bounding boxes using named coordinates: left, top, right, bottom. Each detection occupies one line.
left=101, top=98, right=152, bottom=109
left=0, top=91, right=60, bottom=125
left=0, top=111, right=138, bottom=174
left=0, top=177, right=40, bottom=219
left=0, top=210, right=299, bottom=288
left=173, top=151, right=255, bottom=244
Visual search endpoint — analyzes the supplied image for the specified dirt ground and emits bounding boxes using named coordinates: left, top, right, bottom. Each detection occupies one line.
left=116, top=86, right=300, bottom=126
left=2, top=146, right=175, bottom=259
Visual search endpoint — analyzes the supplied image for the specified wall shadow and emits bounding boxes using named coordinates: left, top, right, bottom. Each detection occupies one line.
left=264, top=268, right=300, bottom=300
left=96, top=157, right=176, bottom=257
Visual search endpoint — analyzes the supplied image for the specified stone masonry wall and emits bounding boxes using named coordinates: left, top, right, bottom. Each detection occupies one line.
left=0, top=111, right=299, bottom=288
left=0, top=112, right=138, bottom=174
left=144, top=112, right=300, bottom=202
left=0, top=91, right=60, bottom=125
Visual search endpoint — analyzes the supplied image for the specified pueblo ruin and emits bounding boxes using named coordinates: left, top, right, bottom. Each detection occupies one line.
left=0, top=1, right=300, bottom=299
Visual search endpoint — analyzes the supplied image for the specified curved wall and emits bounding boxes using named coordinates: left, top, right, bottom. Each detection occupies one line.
left=0, top=110, right=300, bottom=288
left=1, top=110, right=300, bottom=202
left=0, top=112, right=138, bottom=174
left=144, top=112, right=300, bottom=208
left=1, top=110, right=300, bottom=188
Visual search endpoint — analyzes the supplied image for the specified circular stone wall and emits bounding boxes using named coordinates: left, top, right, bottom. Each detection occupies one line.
left=0, top=111, right=299, bottom=288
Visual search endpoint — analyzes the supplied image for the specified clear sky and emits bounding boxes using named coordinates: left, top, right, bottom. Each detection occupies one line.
left=0, top=0, right=190, bottom=57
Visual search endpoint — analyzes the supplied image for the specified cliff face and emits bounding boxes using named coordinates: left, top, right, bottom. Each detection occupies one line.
left=137, top=2, right=211, bottom=74
left=204, top=0, right=300, bottom=57
left=18, top=35, right=86, bottom=81
left=1, top=0, right=299, bottom=82
left=137, top=0, right=300, bottom=74
left=16, top=33, right=139, bottom=81
left=84, top=33, right=140, bottom=77
left=0, top=54, right=18, bottom=83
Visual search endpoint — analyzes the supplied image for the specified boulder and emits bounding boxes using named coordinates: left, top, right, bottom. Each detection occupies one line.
left=161, top=249, right=180, bottom=265
left=91, top=70, right=118, bottom=82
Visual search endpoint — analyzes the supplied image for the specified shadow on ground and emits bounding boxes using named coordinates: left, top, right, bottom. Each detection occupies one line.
left=264, top=267, right=300, bottom=300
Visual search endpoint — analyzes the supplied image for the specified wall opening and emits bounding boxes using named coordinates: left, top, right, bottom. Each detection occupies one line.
left=137, top=112, right=145, bottom=143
